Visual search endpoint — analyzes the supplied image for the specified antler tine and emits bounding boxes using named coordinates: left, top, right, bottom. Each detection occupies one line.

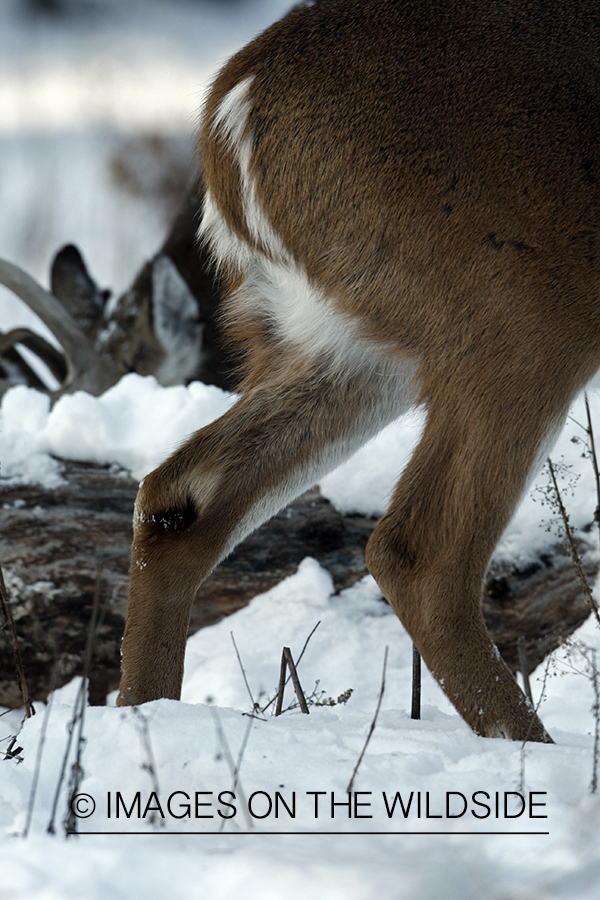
left=0, top=257, right=124, bottom=396
left=0, top=327, right=67, bottom=384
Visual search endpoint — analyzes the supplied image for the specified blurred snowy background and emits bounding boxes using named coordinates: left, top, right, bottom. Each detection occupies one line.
left=0, top=0, right=293, bottom=335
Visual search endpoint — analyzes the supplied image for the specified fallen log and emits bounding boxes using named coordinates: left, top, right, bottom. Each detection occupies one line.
left=0, top=460, right=596, bottom=707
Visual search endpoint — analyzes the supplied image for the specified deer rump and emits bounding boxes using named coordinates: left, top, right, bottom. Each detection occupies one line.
left=118, top=0, right=600, bottom=743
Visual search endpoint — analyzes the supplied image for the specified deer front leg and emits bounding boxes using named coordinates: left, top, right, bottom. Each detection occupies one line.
left=366, top=394, right=559, bottom=743
left=117, top=360, right=415, bottom=706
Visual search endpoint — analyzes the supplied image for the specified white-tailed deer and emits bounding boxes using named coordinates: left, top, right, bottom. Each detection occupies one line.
left=117, top=0, right=600, bottom=741
left=0, top=189, right=230, bottom=399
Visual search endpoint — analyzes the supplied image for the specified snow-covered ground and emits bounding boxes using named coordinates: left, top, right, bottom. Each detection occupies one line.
left=3, top=546, right=600, bottom=900
left=2, top=2, right=600, bottom=898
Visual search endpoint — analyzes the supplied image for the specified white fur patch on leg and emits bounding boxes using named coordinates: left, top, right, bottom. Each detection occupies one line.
left=202, top=75, right=290, bottom=264
left=235, top=253, right=402, bottom=379
left=202, top=186, right=414, bottom=383
left=200, top=189, right=254, bottom=274
left=200, top=72, right=421, bottom=443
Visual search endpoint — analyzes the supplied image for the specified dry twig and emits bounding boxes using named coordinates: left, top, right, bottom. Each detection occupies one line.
left=347, top=646, right=388, bottom=794
left=260, top=621, right=321, bottom=715
left=411, top=643, right=421, bottom=719
left=584, top=393, right=600, bottom=544
left=517, top=635, right=534, bottom=706
left=230, top=632, right=258, bottom=711
left=547, top=458, right=600, bottom=627
left=0, top=562, right=33, bottom=718
left=275, top=647, right=309, bottom=715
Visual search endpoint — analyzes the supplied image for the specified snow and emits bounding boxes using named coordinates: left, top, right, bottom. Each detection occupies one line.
left=3, top=565, right=600, bottom=899
left=3, top=1, right=600, bottom=898
left=0, top=374, right=237, bottom=485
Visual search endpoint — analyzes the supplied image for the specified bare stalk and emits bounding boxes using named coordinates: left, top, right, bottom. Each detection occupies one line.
left=517, top=636, right=534, bottom=706
left=209, top=705, right=253, bottom=831
left=217, top=715, right=255, bottom=832
left=23, top=663, right=59, bottom=838
left=131, top=707, right=163, bottom=830
left=275, top=650, right=288, bottom=716
left=48, top=569, right=103, bottom=835
left=0, top=562, right=33, bottom=719
left=347, top=646, right=388, bottom=794
left=547, top=457, right=600, bottom=627
left=584, top=392, right=600, bottom=545
left=590, top=649, right=599, bottom=794
left=518, top=654, right=553, bottom=792
left=63, top=571, right=104, bottom=836
left=275, top=647, right=309, bottom=715
left=411, top=643, right=421, bottom=719
left=261, top=620, right=321, bottom=715
left=230, top=632, right=258, bottom=711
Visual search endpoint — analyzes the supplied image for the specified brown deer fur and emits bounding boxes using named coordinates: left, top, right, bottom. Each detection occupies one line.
left=118, top=0, right=600, bottom=742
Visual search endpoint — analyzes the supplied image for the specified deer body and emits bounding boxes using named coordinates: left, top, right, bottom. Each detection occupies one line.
left=118, top=0, right=600, bottom=741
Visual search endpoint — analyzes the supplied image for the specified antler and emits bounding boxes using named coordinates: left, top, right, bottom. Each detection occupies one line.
left=0, top=175, right=233, bottom=401
left=0, top=326, right=67, bottom=389
left=0, top=257, right=125, bottom=398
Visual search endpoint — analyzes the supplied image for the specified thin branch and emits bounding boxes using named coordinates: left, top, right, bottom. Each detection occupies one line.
left=275, top=647, right=309, bottom=715
left=294, top=620, right=321, bottom=669
left=0, top=562, right=34, bottom=719
left=209, top=705, right=253, bottom=830
left=275, top=648, right=288, bottom=717
left=47, top=690, right=78, bottom=834
left=584, top=392, right=600, bottom=545
left=218, top=714, right=255, bottom=831
left=230, top=632, right=257, bottom=711
left=347, top=646, right=388, bottom=794
left=63, top=569, right=103, bottom=835
left=261, top=620, right=321, bottom=715
left=23, top=663, right=59, bottom=838
left=411, top=643, right=421, bottom=719
left=517, top=636, right=534, bottom=705
left=131, top=707, right=163, bottom=830
left=548, top=457, right=600, bottom=627
left=590, top=648, right=599, bottom=794
left=518, top=653, right=553, bottom=791
left=48, top=568, right=103, bottom=835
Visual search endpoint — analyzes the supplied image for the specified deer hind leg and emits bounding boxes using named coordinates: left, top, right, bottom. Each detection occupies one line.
left=117, top=283, right=420, bottom=706
left=365, top=379, right=568, bottom=742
